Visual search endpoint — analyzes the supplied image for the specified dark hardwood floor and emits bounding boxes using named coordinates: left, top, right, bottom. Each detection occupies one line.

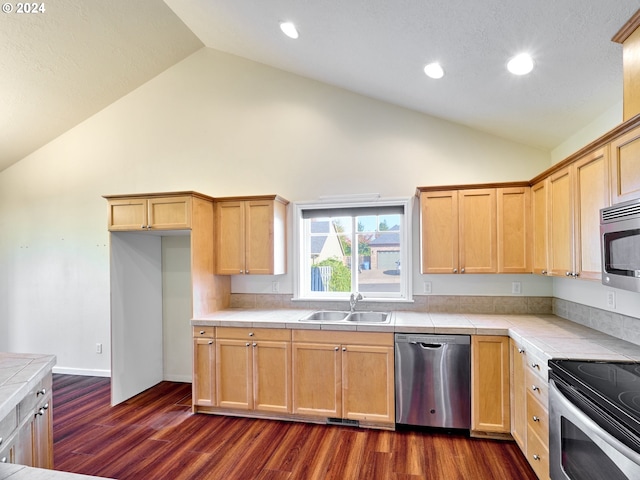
left=52, top=374, right=537, bottom=480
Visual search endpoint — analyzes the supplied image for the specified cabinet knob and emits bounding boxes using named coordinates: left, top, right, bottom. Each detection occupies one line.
left=0, top=436, right=3, bottom=445
left=141, top=225, right=146, bottom=229
left=37, top=388, right=46, bottom=396
left=199, top=330, right=205, bottom=335
left=246, top=270, right=250, bottom=274
left=541, top=270, right=547, bottom=275
left=252, top=343, right=257, bottom=347
left=531, top=363, right=539, bottom=369
left=565, top=271, right=571, bottom=276
left=36, top=408, right=45, bottom=417
left=533, top=454, right=540, bottom=461
left=208, top=340, right=213, bottom=345
left=248, top=332, right=254, bottom=337
left=532, top=385, right=540, bottom=391
left=453, top=268, right=458, bottom=273
left=1, top=457, right=6, bottom=463
left=573, top=272, right=579, bottom=278
left=342, top=347, right=346, bottom=352
left=245, top=342, right=250, bottom=347
left=461, top=268, right=465, bottom=273
left=334, top=347, right=339, bottom=351
left=532, top=415, right=540, bottom=422
left=518, top=348, right=525, bottom=354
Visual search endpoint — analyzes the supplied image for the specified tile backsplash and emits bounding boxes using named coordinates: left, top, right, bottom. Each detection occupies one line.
left=553, top=298, right=640, bottom=346
left=230, top=293, right=553, bottom=315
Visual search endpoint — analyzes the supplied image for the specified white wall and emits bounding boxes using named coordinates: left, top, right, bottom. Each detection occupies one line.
left=0, top=47, right=554, bottom=375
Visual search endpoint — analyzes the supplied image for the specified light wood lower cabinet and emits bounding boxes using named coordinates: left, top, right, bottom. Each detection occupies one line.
left=292, top=330, right=395, bottom=425
left=510, top=339, right=527, bottom=451
left=216, top=328, right=291, bottom=414
left=471, top=335, right=510, bottom=435
left=192, top=327, right=215, bottom=407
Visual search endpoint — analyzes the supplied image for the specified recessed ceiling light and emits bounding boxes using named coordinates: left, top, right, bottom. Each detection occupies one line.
left=507, top=53, right=534, bottom=75
left=424, top=63, right=444, bottom=79
left=280, top=22, right=299, bottom=39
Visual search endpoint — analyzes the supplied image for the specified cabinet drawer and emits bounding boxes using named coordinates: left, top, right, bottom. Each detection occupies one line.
left=526, top=351, right=548, bottom=382
left=527, top=427, right=550, bottom=480
left=292, top=330, right=394, bottom=346
left=216, top=327, right=291, bottom=342
left=526, top=391, right=549, bottom=441
left=193, top=326, right=215, bottom=338
left=18, top=373, right=52, bottom=422
left=525, top=368, right=548, bottom=407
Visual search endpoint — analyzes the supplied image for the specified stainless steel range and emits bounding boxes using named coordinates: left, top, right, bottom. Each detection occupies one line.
left=549, top=359, right=640, bottom=479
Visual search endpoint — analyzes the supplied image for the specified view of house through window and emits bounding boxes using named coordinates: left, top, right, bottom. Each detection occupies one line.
left=297, top=201, right=409, bottom=300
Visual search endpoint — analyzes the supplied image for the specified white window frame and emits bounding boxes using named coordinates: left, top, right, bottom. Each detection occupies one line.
left=293, top=197, right=413, bottom=302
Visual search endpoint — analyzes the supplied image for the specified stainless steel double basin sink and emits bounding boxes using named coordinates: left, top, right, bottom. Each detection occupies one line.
left=298, top=310, right=391, bottom=324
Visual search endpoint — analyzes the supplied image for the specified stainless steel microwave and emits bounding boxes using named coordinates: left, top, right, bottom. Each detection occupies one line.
left=601, top=198, right=640, bottom=292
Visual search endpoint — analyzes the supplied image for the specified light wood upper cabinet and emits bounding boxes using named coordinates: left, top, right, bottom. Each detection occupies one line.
left=419, top=185, right=529, bottom=274
left=471, top=335, right=510, bottom=435
left=531, top=180, right=549, bottom=275
left=574, top=147, right=610, bottom=280
left=215, top=196, right=288, bottom=275
left=543, top=148, right=610, bottom=280
left=497, top=187, right=531, bottom=273
left=548, top=166, right=574, bottom=277
left=610, top=123, right=640, bottom=204
left=420, top=190, right=459, bottom=274
left=106, top=194, right=192, bottom=231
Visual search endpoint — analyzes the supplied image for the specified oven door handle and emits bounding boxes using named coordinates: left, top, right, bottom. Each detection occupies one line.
left=550, top=378, right=640, bottom=468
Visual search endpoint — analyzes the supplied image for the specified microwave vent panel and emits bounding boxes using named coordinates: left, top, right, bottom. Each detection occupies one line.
left=601, top=199, right=640, bottom=223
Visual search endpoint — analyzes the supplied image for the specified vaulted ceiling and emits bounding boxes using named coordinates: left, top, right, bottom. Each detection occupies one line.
left=2, top=0, right=639, bottom=172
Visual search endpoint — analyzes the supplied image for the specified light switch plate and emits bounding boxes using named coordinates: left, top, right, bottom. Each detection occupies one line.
left=511, top=282, right=521, bottom=294
left=423, top=281, right=432, bottom=294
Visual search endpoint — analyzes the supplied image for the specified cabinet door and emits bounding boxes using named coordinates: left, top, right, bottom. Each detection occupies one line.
left=459, top=189, right=497, bottom=273
left=548, top=167, right=574, bottom=277
left=147, top=196, right=191, bottom=230
left=33, top=401, right=53, bottom=469
left=574, top=148, right=610, bottom=280
left=471, top=336, right=510, bottom=434
left=245, top=200, right=275, bottom=275
left=497, top=187, right=531, bottom=273
left=216, top=202, right=246, bottom=274
left=291, top=342, right=341, bottom=418
left=509, top=339, right=527, bottom=451
left=216, top=339, right=252, bottom=410
left=420, top=190, right=459, bottom=274
left=253, top=340, right=291, bottom=414
left=342, top=345, right=394, bottom=424
left=611, top=125, right=640, bottom=204
left=193, top=338, right=216, bottom=407
left=531, top=180, right=549, bottom=275
left=107, top=198, right=148, bottom=231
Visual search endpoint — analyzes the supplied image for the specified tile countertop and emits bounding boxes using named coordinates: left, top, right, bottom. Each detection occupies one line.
left=0, top=352, right=56, bottom=422
left=192, top=309, right=640, bottom=367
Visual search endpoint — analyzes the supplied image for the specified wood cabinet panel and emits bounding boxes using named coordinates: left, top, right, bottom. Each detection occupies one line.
left=573, top=147, right=610, bottom=280
left=471, top=336, right=510, bottom=434
left=193, top=337, right=215, bottom=407
left=527, top=427, right=550, bottom=480
left=611, top=124, right=640, bottom=204
left=548, top=167, right=574, bottom=277
left=510, top=340, right=527, bottom=451
left=147, top=196, right=192, bottom=230
left=107, top=198, right=148, bottom=231
left=531, top=180, right=549, bottom=275
left=420, top=190, right=459, bottom=274
left=216, top=202, right=245, bottom=275
left=253, top=341, right=291, bottom=414
left=498, top=187, right=531, bottom=273
left=342, top=345, right=394, bottom=423
left=459, top=189, right=497, bottom=273
left=292, top=342, right=341, bottom=418
left=216, top=339, right=253, bottom=410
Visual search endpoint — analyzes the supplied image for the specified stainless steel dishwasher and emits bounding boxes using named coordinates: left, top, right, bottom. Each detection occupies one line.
left=395, top=333, right=471, bottom=429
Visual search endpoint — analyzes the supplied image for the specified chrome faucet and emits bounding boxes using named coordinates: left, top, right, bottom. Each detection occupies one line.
left=349, top=292, right=363, bottom=313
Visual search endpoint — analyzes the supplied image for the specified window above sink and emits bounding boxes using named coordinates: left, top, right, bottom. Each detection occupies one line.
left=292, top=196, right=412, bottom=302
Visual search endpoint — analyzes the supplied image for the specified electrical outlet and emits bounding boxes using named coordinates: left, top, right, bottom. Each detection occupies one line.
left=96, top=343, right=102, bottom=354
left=272, top=281, right=280, bottom=293
left=511, top=282, right=521, bottom=294
left=423, top=281, right=432, bottom=294
left=607, top=291, right=616, bottom=309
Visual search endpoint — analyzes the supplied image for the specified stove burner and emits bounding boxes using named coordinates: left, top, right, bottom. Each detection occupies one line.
left=577, top=363, right=638, bottom=384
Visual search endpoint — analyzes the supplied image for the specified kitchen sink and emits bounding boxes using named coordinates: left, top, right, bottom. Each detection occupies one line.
left=299, top=310, right=350, bottom=322
left=346, top=311, right=390, bottom=323
left=298, top=310, right=391, bottom=323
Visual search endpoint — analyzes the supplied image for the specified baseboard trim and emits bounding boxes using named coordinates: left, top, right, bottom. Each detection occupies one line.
left=163, top=374, right=192, bottom=383
left=53, top=366, right=111, bottom=377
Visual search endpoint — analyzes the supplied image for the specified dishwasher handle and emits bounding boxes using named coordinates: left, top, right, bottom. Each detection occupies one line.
left=410, top=341, right=443, bottom=349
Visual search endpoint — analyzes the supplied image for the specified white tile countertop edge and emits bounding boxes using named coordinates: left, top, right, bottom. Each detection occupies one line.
left=192, top=309, right=640, bottom=363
